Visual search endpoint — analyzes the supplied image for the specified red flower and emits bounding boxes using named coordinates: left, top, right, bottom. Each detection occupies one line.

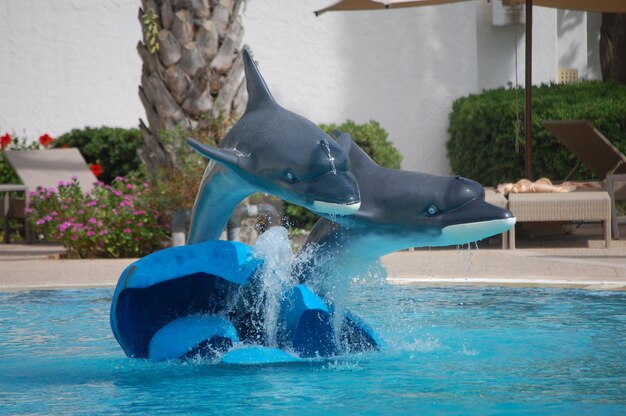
left=0, top=133, right=11, bottom=149
left=61, top=143, right=69, bottom=148
left=90, top=163, right=104, bottom=177
left=38, top=133, right=54, bottom=147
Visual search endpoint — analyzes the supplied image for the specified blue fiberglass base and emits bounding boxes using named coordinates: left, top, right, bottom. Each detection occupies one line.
left=110, top=240, right=381, bottom=364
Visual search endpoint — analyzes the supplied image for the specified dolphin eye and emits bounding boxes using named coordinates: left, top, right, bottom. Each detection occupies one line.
left=284, top=170, right=298, bottom=183
left=426, top=204, right=439, bottom=216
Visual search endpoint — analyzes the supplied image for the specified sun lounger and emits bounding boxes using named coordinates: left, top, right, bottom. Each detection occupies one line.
left=606, top=174, right=626, bottom=239
left=1, top=148, right=97, bottom=243
left=543, top=120, right=626, bottom=179
left=544, top=120, right=626, bottom=239
left=507, top=191, right=611, bottom=249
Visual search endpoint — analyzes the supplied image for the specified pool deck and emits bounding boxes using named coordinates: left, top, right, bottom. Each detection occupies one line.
left=2, top=224, right=626, bottom=291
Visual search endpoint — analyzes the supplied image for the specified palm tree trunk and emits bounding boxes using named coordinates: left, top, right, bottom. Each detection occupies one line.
left=137, top=0, right=247, bottom=173
left=600, top=13, right=626, bottom=85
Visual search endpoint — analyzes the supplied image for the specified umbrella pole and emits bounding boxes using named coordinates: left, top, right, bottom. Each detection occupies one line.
left=525, top=0, right=533, bottom=180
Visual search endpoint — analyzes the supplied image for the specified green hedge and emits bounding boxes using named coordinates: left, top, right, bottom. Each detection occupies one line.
left=285, top=120, right=402, bottom=230
left=53, top=127, right=143, bottom=183
left=447, top=81, right=626, bottom=186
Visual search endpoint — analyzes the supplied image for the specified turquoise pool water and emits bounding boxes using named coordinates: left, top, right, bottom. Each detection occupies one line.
left=1, top=286, right=625, bottom=415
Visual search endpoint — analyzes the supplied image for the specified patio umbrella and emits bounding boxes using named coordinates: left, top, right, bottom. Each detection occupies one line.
left=315, top=0, right=626, bottom=179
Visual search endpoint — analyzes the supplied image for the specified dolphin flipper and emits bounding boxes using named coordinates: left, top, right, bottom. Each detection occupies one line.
left=186, top=138, right=242, bottom=169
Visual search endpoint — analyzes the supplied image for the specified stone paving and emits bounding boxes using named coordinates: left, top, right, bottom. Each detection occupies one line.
left=1, top=224, right=625, bottom=291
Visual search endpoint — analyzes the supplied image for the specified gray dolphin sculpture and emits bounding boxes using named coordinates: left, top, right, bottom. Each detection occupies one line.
left=301, top=131, right=516, bottom=280
left=186, top=49, right=361, bottom=244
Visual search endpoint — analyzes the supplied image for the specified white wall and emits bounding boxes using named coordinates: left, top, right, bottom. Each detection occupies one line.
left=0, top=0, right=601, bottom=175
left=0, top=0, right=143, bottom=139
left=243, top=0, right=479, bottom=174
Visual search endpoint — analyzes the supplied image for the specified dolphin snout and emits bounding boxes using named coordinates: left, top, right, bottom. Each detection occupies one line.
left=444, top=198, right=514, bottom=225
left=299, top=171, right=361, bottom=215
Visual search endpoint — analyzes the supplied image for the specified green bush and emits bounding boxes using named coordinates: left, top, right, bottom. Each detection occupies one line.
left=447, top=81, right=626, bottom=186
left=320, top=120, right=402, bottom=170
left=285, top=120, right=402, bottom=230
left=53, top=127, right=143, bottom=183
left=141, top=116, right=235, bottom=230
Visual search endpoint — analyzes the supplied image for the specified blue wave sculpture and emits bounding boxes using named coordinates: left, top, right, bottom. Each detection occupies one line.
left=111, top=48, right=515, bottom=364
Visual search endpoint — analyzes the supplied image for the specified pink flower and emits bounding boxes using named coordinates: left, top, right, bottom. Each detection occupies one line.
left=43, top=215, right=52, bottom=221
left=87, top=231, right=95, bottom=237
left=113, top=190, right=123, bottom=197
left=24, top=208, right=34, bottom=214
left=50, top=211, right=58, bottom=216
left=36, top=219, right=46, bottom=225
left=88, top=217, right=97, bottom=224
left=71, top=176, right=78, bottom=181
left=86, top=201, right=98, bottom=207
left=127, top=184, right=135, bottom=190
left=99, top=229, right=109, bottom=236
left=71, top=234, right=78, bottom=241
left=123, top=228, right=132, bottom=233
left=59, top=222, right=72, bottom=232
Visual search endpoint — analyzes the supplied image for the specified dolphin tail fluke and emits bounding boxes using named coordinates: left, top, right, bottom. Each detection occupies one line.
left=242, top=47, right=277, bottom=112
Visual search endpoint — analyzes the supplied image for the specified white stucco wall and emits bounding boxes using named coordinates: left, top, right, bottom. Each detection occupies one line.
left=0, top=0, right=601, bottom=175
left=0, top=0, right=143, bottom=139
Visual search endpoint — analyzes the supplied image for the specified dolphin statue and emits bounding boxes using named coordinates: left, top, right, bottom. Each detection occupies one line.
left=186, top=48, right=361, bottom=244
left=300, top=131, right=516, bottom=281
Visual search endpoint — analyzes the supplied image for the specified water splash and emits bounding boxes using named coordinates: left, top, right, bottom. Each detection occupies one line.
left=251, top=227, right=297, bottom=347
left=248, top=227, right=441, bottom=356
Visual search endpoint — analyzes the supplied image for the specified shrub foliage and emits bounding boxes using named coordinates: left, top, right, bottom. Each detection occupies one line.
left=447, top=81, right=626, bottom=186
left=53, top=127, right=143, bottom=183
left=29, top=177, right=167, bottom=258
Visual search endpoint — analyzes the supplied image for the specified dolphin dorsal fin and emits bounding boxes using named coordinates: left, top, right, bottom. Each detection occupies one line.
left=333, top=130, right=352, bottom=151
left=331, top=129, right=376, bottom=167
left=242, top=48, right=277, bottom=112
left=186, top=138, right=241, bottom=169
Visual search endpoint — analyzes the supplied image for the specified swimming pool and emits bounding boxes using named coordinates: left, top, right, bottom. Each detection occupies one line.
left=1, top=286, right=625, bottom=415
